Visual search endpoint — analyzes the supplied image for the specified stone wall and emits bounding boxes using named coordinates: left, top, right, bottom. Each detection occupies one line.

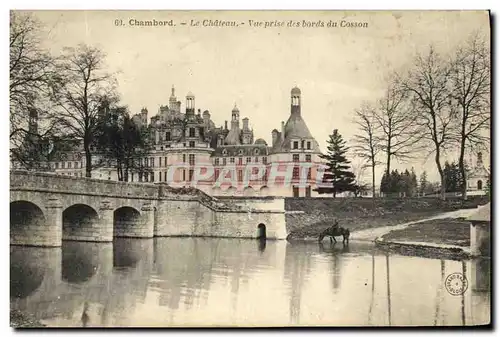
left=10, top=171, right=288, bottom=244
left=11, top=171, right=159, bottom=199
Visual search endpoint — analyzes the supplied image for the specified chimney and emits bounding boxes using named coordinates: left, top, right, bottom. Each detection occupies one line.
left=281, top=121, right=285, bottom=137
left=225, top=120, right=228, bottom=130
left=242, top=118, right=249, bottom=131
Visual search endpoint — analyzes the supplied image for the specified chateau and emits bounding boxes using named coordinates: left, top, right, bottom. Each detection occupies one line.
left=17, top=86, right=325, bottom=198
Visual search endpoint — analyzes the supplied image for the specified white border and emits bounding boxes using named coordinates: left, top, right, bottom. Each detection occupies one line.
left=2, top=1, right=497, bottom=337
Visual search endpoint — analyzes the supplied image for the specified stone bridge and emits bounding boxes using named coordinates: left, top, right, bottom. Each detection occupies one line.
left=10, top=171, right=287, bottom=247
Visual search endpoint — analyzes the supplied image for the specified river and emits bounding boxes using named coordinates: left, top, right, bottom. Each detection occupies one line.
left=10, top=238, right=490, bottom=327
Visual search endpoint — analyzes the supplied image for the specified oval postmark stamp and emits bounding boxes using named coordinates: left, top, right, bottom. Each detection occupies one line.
left=445, top=272, right=468, bottom=296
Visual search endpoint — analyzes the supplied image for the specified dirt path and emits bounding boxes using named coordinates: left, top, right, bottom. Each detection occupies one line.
left=352, top=207, right=478, bottom=242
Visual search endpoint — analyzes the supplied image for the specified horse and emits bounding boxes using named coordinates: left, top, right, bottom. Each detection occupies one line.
left=318, top=222, right=350, bottom=245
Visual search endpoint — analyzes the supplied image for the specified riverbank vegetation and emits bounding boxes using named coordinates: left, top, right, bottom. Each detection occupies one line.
left=285, top=196, right=487, bottom=240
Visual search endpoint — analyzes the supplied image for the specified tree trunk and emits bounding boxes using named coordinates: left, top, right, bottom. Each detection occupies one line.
left=459, top=115, right=468, bottom=201
left=435, top=149, right=446, bottom=200
left=84, top=141, right=92, bottom=178
left=371, top=160, right=376, bottom=199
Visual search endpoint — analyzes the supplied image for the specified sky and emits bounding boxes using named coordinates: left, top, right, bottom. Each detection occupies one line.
left=25, top=10, right=490, bottom=184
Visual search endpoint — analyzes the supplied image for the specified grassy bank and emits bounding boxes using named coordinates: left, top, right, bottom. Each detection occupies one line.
left=380, top=217, right=470, bottom=247
left=10, top=309, right=44, bottom=328
left=285, top=196, right=487, bottom=240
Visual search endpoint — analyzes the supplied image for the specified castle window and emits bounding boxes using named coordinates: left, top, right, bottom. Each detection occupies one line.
left=182, top=154, right=186, bottom=163
left=74, top=162, right=79, bottom=168
left=182, top=169, right=186, bottom=181
left=307, top=141, right=311, bottom=150
left=293, top=154, right=300, bottom=162
left=301, top=140, right=305, bottom=148
left=183, top=143, right=186, bottom=147
left=164, top=171, right=167, bottom=181
left=307, top=169, right=312, bottom=180
left=62, top=162, right=65, bottom=169
left=230, top=157, right=235, bottom=164
left=306, top=154, right=311, bottom=162
left=262, top=157, right=268, bottom=165
left=165, top=132, right=171, bottom=141
left=150, top=158, right=155, bottom=168
left=150, top=172, right=154, bottom=182
left=478, top=180, right=483, bottom=190
left=254, top=148, right=260, bottom=155
left=68, top=162, right=72, bottom=169
left=55, top=162, right=59, bottom=169
left=238, top=170, right=243, bottom=182
left=238, top=149, right=244, bottom=156
left=223, top=158, right=227, bottom=166
left=189, top=169, right=194, bottom=181
left=255, top=157, right=259, bottom=163
left=158, top=171, right=162, bottom=182
left=293, top=167, right=300, bottom=179
left=189, top=154, right=195, bottom=165
left=246, top=157, right=251, bottom=163
left=222, top=149, right=228, bottom=156
left=189, top=141, right=195, bottom=148
left=293, top=141, right=299, bottom=150
left=189, top=128, right=196, bottom=137
left=215, top=158, right=220, bottom=165
left=238, top=157, right=243, bottom=166
left=215, top=169, right=220, bottom=180
left=159, top=157, right=162, bottom=167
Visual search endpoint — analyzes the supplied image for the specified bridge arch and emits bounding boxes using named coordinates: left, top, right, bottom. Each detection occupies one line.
left=62, top=204, right=99, bottom=241
left=244, top=186, right=255, bottom=197
left=259, top=186, right=269, bottom=196
left=114, top=206, right=141, bottom=238
left=10, top=201, right=46, bottom=246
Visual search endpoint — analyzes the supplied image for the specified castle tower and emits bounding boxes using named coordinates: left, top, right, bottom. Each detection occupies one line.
left=291, top=86, right=301, bottom=116
left=231, top=103, right=240, bottom=129
left=186, top=92, right=195, bottom=117
left=224, top=103, right=241, bottom=145
left=169, top=85, right=178, bottom=112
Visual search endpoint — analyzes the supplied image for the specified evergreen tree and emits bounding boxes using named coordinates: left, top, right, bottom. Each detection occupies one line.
left=410, top=167, right=418, bottom=197
left=314, top=129, right=356, bottom=197
left=419, top=171, right=428, bottom=195
left=380, top=171, right=389, bottom=195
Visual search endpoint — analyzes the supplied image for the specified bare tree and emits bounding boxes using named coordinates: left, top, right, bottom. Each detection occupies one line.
left=401, top=46, right=457, bottom=200
left=352, top=102, right=381, bottom=198
left=49, top=44, right=118, bottom=177
left=9, top=12, right=61, bottom=167
left=375, top=76, right=424, bottom=176
left=449, top=34, right=491, bottom=200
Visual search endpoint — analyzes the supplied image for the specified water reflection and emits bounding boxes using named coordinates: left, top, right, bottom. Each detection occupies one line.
left=10, top=238, right=490, bottom=327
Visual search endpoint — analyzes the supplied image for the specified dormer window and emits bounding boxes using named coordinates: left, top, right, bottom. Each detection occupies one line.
left=254, top=148, right=260, bottom=155
left=222, top=149, right=228, bottom=156
left=307, top=141, right=311, bottom=150
left=293, top=141, right=299, bottom=150
left=238, top=149, right=244, bottom=156
left=189, top=128, right=196, bottom=137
